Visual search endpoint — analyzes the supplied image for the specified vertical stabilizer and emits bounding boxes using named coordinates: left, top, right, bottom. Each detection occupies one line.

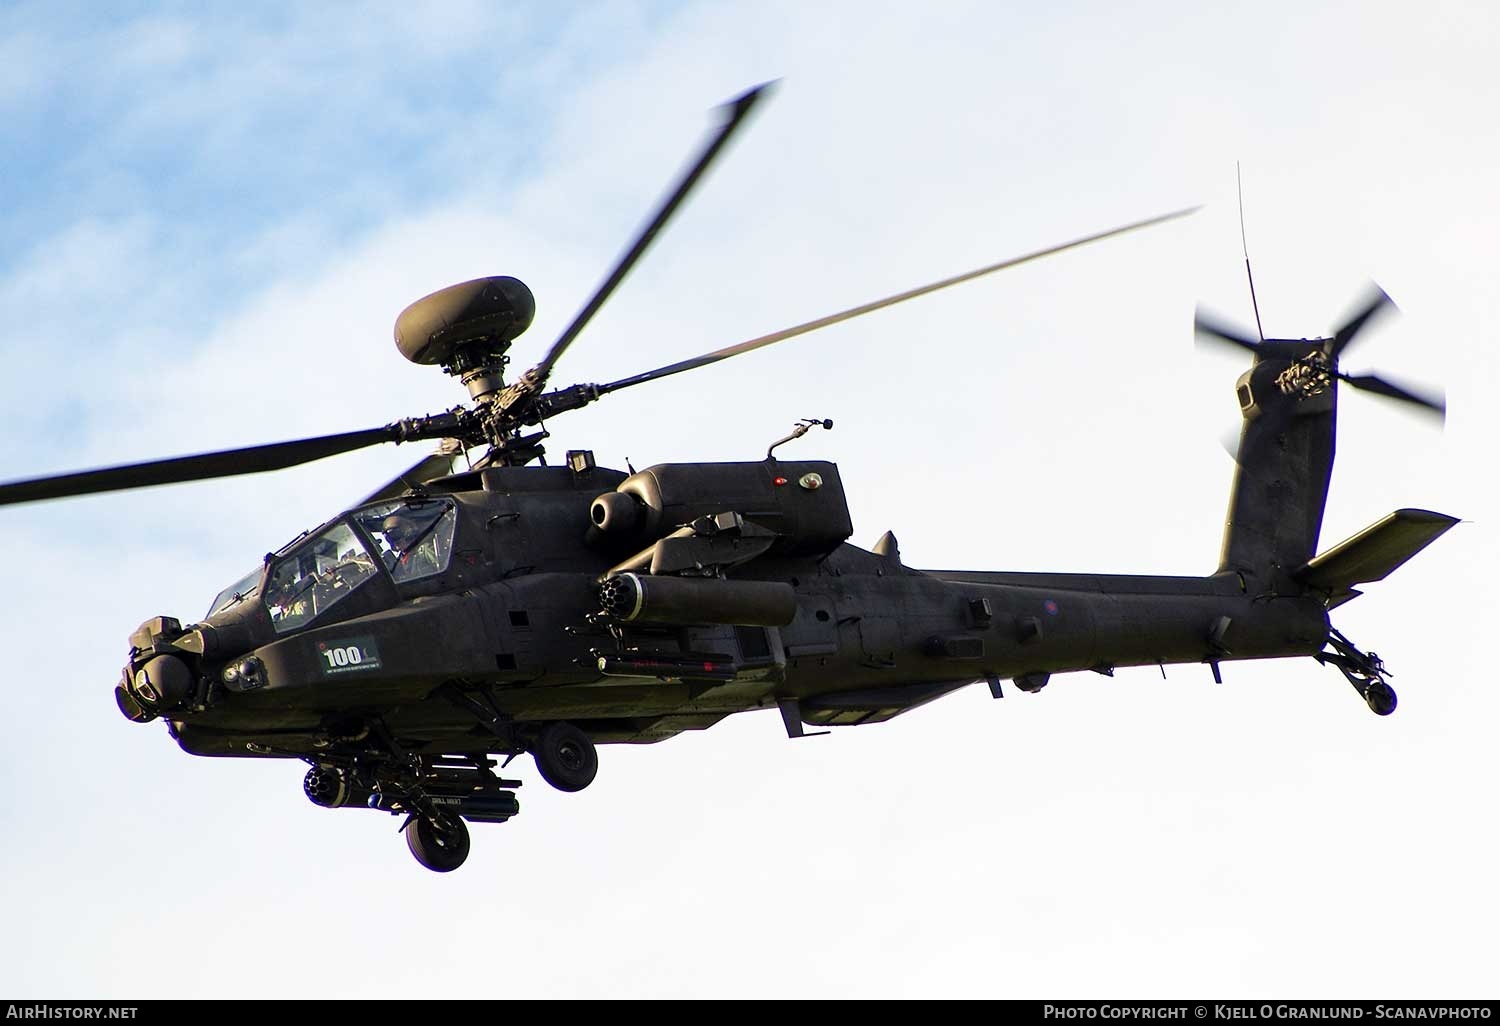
left=1198, top=283, right=1443, bottom=583
left=1218, top=342, right=1337, bottom=578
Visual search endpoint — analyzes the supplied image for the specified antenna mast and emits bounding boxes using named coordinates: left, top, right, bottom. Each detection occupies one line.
left=1237, top=162, right=1266, bottom=342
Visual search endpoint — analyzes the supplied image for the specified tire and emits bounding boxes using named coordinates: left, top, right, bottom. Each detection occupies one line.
left=532, top=721, right=599, bottom=793
left=1364, top=681, right=1398, bottom=716
left=405, top=815, right=471, bottom=872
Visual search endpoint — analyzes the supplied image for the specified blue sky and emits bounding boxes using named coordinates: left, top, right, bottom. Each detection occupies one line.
left=2, top=1, right=1496, bottom=999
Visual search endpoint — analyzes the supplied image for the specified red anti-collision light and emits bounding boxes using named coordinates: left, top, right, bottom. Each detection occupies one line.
left=773, top=476, right=788, bottom=486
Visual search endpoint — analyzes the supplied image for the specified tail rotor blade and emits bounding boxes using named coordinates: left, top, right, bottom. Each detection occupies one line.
left=1328, top=283, right=1397, bottom=361
left=1194, top=308, right=1263, bottom=354
left=1340, top=372, right=1446, bottom=421
left=1219, top=424, right=1245, bottom=465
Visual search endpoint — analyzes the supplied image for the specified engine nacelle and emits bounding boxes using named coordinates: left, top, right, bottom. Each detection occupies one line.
left=588, top=460, right=852, bottom=557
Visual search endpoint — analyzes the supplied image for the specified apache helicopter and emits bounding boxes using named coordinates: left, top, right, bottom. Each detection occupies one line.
left=0, top=84, right=1455, bottom=871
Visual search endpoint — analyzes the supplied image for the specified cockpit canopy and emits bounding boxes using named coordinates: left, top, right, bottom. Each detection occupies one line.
left=353, top=498, right=457, bottom=585
left=206, top=497, right=459, bottom=634
left=264, top=520, right=377, bottom=633
left=207, top=566, right=262, bottom=619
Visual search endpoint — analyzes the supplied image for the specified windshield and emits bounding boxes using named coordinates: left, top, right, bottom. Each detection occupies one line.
left=207, top=566, right=263, bottom=618
left=353, top=498, right=457, bottom=584
left=264, top=521, right=379, bottom=634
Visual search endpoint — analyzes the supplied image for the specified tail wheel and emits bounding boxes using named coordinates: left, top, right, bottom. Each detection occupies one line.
left=405, top=815, right=471, bottom=872
left=1364, top=680, right=1398, bottom=716
left=532, top=721, right=599, bottom=792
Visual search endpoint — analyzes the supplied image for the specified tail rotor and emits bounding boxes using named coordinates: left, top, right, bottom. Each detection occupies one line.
left=1195, top=281, right=1446, bottom=423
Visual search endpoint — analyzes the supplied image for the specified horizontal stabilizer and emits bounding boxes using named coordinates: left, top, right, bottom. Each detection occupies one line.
left=1294, top=508, right=1459, bottom=606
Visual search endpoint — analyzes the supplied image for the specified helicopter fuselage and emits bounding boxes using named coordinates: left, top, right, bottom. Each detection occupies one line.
left=118, top=454, right=1330, bottom=763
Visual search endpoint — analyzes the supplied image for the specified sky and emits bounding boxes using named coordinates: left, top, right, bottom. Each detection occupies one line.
left=1, top=0, right=1496, bottom=1000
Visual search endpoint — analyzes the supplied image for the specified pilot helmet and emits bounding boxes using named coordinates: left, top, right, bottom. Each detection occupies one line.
left=382, top=513, right=415, bottom=539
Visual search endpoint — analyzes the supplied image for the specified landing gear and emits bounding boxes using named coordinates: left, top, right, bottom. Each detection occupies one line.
left=302, top=746, right=520, bottom=872
left=531, top=721, right=598, bottom=792
left=405, top=814, right=471, bottom=872
left=1362, top=680, right=1398, bottom=716
left=1317, top=627, right=1398, bottom=716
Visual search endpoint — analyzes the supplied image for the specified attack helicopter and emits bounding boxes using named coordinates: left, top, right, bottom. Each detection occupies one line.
left=0, top=84, right=1456, bottom=872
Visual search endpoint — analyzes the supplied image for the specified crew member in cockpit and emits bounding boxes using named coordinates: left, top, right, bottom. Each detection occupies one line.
left=266, top=560, right=314, bottom=625
left=381, top=512, right=441, bottom=580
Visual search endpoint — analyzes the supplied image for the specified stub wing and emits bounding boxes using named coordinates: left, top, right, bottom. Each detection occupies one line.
left=1294, top=508, right=1459, bottom=608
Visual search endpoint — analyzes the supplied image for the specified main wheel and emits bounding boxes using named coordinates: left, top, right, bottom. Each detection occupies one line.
left=405, top=815, right=471, bottom=872
left=532, top=721, right=598, bottom=792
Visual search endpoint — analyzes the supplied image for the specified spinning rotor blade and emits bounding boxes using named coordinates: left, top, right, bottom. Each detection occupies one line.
left=1339, top=372, right=1445, bottom=420
left=597, top=206, right=1199, bottom=397
left=1324, top=283, right=1439, bottom=418
left=529, top=82, right=773, bottom=386
left=357, top=438, right=468, bottom=505
left=0, top=425, right=406, bottom=508
left=1193, top=308, right=1263, bottom=354
left=1328, top=283, right=1397, bottom=361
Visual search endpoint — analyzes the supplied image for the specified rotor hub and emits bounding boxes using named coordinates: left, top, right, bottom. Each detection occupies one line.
left=1276, top=347, right=1333, bottom=400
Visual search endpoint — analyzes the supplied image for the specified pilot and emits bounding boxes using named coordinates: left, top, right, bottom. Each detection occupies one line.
left=381, top=512, right=441, bottom=579
left=267, top=566, right=313, bottom=624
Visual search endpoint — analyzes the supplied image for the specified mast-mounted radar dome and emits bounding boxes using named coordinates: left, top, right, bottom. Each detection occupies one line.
left=394, top=276, right=536, bottom=368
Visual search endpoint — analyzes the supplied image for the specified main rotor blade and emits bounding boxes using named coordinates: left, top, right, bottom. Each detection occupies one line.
left=357, top=440, right=467, bottom=505
left=1193, top=308, right=1263, bottom=353
left=1340, top=372, right=1446, bottom=420
left=598, top=206, right=1199, bottom=396
left=0, top=426, right=403, bottom=508
left=530, top=82, right=774, bottom=386
left=1328, top=283, right=1397, bottom=361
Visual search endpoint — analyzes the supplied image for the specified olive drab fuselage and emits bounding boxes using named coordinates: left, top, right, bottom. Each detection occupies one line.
left=126, top=454, right=1334, bottom=761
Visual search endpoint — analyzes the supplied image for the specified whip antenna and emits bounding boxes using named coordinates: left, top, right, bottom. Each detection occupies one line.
left=1237, top=162, right=1265, bottom=342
